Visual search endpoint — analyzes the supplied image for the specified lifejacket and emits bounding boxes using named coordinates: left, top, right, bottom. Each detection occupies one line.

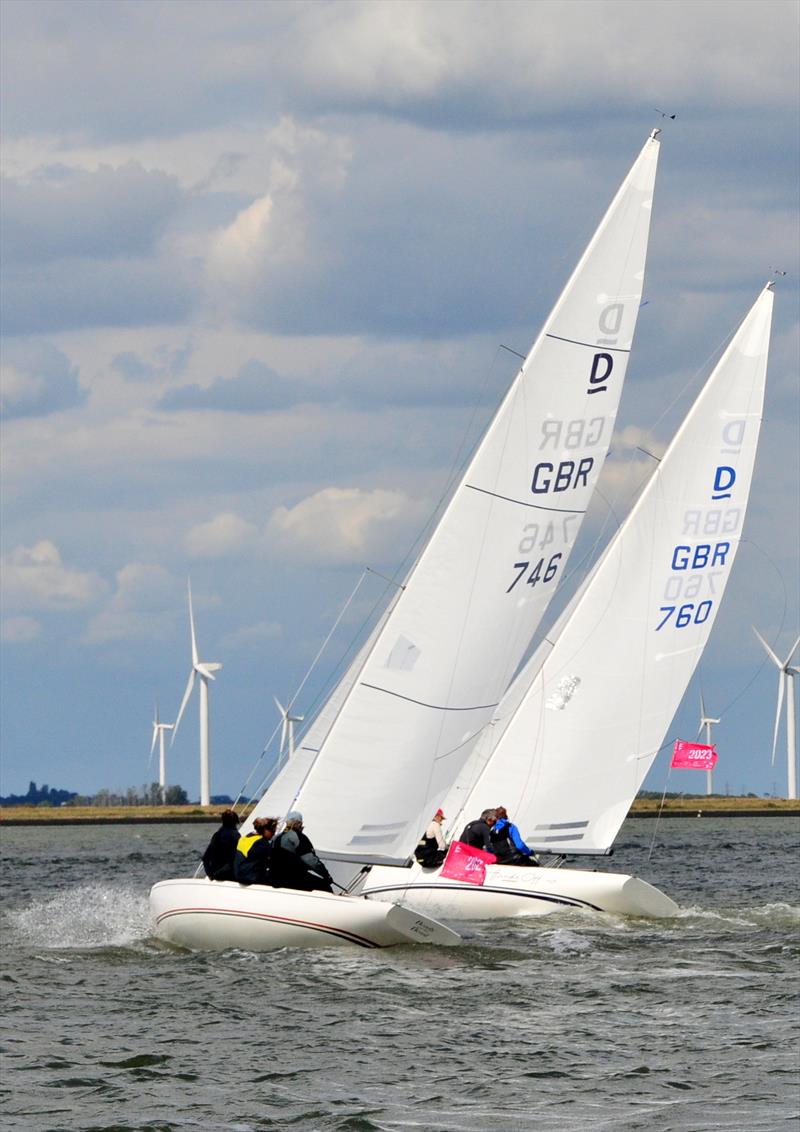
left=233, top=832, right=271, bottom=885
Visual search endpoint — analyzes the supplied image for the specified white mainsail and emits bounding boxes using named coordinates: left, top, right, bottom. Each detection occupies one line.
left=257, top=133, right=661, bottom=859
left=449, top=284, right=774, bottom=853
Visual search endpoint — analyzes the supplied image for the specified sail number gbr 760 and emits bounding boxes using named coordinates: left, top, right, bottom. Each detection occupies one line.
left=656, top=539, right=731, bottom=631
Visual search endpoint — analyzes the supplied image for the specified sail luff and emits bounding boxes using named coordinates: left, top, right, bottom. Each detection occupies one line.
left=454, top=284, right=774, bottom=853
left=279, top=134, right=661, bottom=859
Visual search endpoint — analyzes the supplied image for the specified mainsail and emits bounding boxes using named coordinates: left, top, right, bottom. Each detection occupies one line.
left=255, top=132, right=661, bottom=859
left=447, top=284, right=774, bottom=853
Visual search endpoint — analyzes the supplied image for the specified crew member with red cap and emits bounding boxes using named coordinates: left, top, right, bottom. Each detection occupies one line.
left=414, top=808, right=448, bottom=868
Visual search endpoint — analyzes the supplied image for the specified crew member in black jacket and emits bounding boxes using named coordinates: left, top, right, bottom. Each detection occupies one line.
left=233, top=817, right=278, bottom=885
left=459, top=809, right=498, bottom=853
left=270, top=812, right=334, bottom=893
left=201, top=809, right=241, bottom=880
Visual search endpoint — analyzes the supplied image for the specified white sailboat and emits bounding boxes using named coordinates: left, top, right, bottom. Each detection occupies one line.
left=150, top=131, right=661, bottom=950
left=360, top=283, right=774, bottom=918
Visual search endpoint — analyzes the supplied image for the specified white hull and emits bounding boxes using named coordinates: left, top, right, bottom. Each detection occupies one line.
left=358, top=863, right=678, bottom=920
left=150, top=878, right=461, bottom=951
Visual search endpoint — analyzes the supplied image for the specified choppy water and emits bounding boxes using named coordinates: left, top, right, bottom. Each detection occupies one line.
left=1, top=817, right=798, bottom=1132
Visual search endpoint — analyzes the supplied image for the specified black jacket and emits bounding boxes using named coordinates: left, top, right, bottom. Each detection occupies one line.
left=270, top=829, right=333, bottom=892
left=459, top=819, right=494, bottom=852
left=202, top=826, right=240, bottom=880
left=233, top=832, right=272, bottom=885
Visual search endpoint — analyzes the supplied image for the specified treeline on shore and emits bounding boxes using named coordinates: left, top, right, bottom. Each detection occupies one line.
left=0, top=780, right=196, bottom=808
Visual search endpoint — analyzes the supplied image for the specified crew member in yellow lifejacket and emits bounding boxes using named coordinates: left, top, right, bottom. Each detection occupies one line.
left=233, top=817, right=278, bottom=885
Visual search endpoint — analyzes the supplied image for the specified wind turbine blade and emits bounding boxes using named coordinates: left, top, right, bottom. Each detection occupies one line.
left=771, top=674, right=785, bottom=766
left=195, top=664, right=217, bottom=681
left=699, top=691, right=706, bottom=720
left=188, top=578, right=199, bottom=667
left=753, top=627, right=782, bottom=669
left=172, top=669, right=196, bottom=743
left=785, top=636, right=800, bottom=667
left=150, top=724, right=159, bottom=756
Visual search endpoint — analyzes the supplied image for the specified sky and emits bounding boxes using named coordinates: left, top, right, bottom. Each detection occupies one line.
left=1, top=0, right=798, bottom=805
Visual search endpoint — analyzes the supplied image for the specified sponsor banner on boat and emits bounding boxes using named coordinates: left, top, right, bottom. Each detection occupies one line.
left=440, top=841, right=497, bottom=885
left=670, top=740, right=718, bottom=771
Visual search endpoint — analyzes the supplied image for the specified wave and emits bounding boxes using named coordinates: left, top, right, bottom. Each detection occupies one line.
left=7, top=883, right=153, bottom=950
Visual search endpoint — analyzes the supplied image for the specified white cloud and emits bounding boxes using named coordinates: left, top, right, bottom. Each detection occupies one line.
left=264, top=486, right=430, bottom=564
left=221, top=620, right=283, bottom=651
left=1, top=540, right=108, bottom=612
left=82, top=563, right=178, bottom=643
left=186, top=512, right=259, bottom=559
left=1, top=616, right=42, bottom=643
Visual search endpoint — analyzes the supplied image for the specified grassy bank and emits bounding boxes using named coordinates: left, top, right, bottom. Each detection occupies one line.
left=1, top=797, right=798, bottom=824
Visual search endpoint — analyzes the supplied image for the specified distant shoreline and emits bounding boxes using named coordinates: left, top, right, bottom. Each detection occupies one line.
left=1, top=798, right=798, bottom=825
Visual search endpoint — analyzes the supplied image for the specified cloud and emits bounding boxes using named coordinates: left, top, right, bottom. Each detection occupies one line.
left=112, top=343, right=194, bottom=383
left=1, top=163, right=184, bottom=265
left=221, top=620, right=283, bottom=651
left=1, top=540, right=108, bottom=612
left=82, top=563, right=178, bottom=643
left=264, top=486, right=431, bottom=564
left=1, top=339, right=88, bottom=419
left=186, top=513, right=259, bottom=558
left=1, top=616, right=42, bottom=643
left=160, top=359, right=302, bottom=412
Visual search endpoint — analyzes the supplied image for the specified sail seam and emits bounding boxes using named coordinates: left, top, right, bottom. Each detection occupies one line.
left=464, top=484, right=586, bottom=514
left=545, top=333, right=631, bottom=354
left=360, top=682, right=498, bottom=712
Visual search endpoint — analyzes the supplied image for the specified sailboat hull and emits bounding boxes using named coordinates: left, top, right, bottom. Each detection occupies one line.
left=358, top=864, right=678, bottom=920
left=149, top=878, right=461, bottom=951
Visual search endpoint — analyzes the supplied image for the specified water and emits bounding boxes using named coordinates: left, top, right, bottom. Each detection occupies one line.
left=1, top=817, right=798, bottom=1131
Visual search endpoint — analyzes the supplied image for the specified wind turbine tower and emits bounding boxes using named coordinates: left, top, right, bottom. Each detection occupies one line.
left=173, top=580, right=222, bottom=806
left=150, top=707, right=175, bottom=803
left=697, top=693, right=720, bottom=797
left=754, top=629, right=799, bottom=800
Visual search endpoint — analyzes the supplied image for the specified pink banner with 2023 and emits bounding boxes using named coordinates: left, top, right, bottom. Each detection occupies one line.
left=671, top=740, right=718, bottom=771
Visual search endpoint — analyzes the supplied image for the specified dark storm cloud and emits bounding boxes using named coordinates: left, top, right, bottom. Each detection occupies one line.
left=1, top=339, right=88, bottom=419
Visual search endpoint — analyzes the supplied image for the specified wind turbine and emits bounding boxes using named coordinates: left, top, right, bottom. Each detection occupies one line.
left=753, top=628, right=800, bottom=800
left=172, top=580, right=222, bottom=806
left=697, top=693, right=720, bottom=797
left=149, top=706, right=174, bottom=803
left=274, top=697, right=304, bottom=761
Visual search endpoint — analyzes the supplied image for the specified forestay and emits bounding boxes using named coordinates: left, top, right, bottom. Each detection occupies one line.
left=451, top=285, right=774, bottom=854
left=264, top=133, right=661, bottom=860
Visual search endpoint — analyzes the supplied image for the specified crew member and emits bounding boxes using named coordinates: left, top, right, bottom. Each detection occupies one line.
left=459, top=809, right=497, bottom=852
left=233, top=817, right=278, bottom=885
left=201, top=808, right=241, bottom=880
left=490, top=806, right=538, bottom=866
left=415, top=808, right=447, bottom=867
left=270, top=812, right=334, bottom=893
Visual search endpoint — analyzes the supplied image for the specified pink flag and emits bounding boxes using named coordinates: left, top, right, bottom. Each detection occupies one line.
left=670, top=740, right=718, bottom=771
left=440, top=841, right=497, bottom=886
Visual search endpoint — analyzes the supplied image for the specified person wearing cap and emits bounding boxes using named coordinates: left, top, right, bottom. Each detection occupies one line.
left=233, top=816, right=279, bottom=885
left=414, top=808, right=447, bottom=868
left=459, top=808, right=498, bottom=853
left=201, top=809, right=241, bottom=881
left=490, top=806, right=538, bottom=866
left=269, top=812, right=334, bottom=893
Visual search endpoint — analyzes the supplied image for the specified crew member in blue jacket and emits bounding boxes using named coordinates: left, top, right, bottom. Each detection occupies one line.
left=490, top=806, right=538, bottom=866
